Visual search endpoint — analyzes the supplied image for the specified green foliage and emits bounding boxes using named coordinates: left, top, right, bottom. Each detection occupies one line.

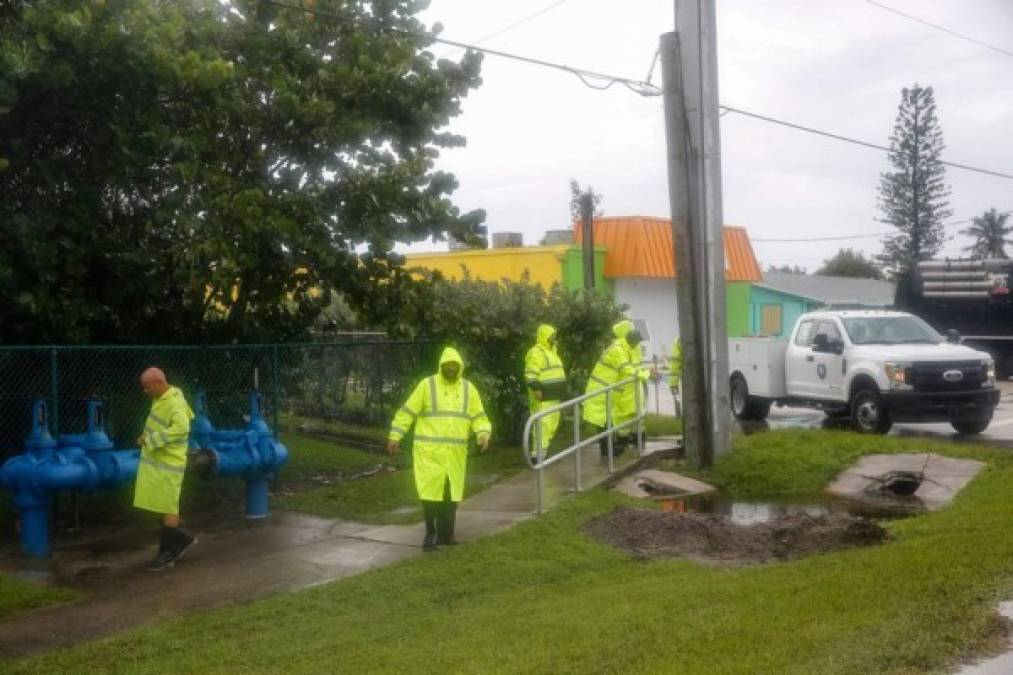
left=816, top=248, right=884, bottom=280
left=877, top=84, right=952, bottom=274
left=766, top=264, right=806, bottom=275
left=568, top=179, right=604, bottom=223
left=389, top=275, right=624, bottom=442
left=0, top=0, right=484, bottom=344
left=961, top=208, right=1012, bottom=259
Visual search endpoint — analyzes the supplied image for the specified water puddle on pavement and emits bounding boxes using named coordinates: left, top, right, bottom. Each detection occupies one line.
left=657, top=492, right=924, bottom=523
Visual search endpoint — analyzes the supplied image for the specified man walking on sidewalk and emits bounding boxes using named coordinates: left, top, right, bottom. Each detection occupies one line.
left=135, top=367, right=197, bottom=571
left=387, top=348, right=492, bottom=552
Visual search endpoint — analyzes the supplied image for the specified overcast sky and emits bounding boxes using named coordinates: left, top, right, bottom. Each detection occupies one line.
left=408, top=0, right=1013, bottom=272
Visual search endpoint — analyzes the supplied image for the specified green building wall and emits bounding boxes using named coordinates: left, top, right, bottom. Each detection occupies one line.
left=726, top=283, right=751, bottom=338
left=561, top=246, right=610, bottom=295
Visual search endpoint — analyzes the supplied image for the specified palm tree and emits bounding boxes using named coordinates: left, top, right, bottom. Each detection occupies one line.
left=962, top=208, right=1012, bottom=259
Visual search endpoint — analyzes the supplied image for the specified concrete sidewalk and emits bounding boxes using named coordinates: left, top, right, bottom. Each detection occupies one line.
left=0, top=438, right=677, bottom=659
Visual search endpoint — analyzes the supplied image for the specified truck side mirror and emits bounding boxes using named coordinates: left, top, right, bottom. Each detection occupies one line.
left=812, top=334, right=829, bottom=352
left=830, top=338, right=844, bottom=355
left=946, top=329, right=961, bottom=344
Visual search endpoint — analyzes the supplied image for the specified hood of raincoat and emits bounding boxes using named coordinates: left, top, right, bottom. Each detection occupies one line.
left=438, top=347, right=464, bottom=372
left=612, top=319, right=635, bottom=340
left=536, top=324, right=557, bottom=349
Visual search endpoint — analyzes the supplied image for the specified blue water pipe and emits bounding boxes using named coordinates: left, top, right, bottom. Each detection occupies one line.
left=0, top=391, right=288, bottom=558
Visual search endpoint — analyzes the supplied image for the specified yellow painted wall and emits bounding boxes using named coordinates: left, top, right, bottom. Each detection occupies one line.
left=406, top=246, right=569, bottom=289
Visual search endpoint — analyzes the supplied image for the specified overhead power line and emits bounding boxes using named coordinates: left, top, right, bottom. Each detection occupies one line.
left=264, top=0, right=661, bottom=96
left=266, top=0, right=1013, bottom=182
left=719, top=106, right=1013, bottom=181
left=440, top=0, right=571, bottom=58
left=861, top=0, right=1013, bottom=59
left=751, top=212, right=1013, bottom=243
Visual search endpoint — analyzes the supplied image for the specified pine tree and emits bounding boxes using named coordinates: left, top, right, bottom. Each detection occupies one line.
left=877, top=84, right=952, bottom=274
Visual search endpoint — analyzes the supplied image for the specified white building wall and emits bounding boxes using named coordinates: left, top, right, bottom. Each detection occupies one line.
left=613, top=278, right=680, bottom=365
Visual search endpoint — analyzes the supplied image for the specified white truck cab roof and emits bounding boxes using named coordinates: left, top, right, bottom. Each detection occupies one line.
left=798, top=310, right=911, bottom=321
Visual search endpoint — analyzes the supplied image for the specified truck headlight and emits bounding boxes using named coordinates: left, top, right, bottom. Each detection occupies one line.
left=985, top=360, right=996, bottom=386
left=883, top=362, right=911, bottom=389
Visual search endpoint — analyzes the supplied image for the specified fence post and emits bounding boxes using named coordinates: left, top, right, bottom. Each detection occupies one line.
left=272, top=345, right=280, bottom=437
left=49, top=348, right=59, bottom=436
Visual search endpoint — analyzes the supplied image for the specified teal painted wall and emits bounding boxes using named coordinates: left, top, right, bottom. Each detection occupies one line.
left=749, top=286, right=823, bottom=338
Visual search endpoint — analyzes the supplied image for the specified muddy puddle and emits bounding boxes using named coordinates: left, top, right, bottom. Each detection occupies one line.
left=659, top=492, right=924, bottom=524
left=585, top=506, right=890, bottom=565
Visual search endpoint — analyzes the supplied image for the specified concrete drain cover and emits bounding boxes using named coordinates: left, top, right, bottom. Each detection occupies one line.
left=826, top=454, right=984, bottom=510
left=614, top=470, right=717, bottom=500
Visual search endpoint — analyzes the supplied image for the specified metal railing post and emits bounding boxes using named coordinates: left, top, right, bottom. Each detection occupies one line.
left=636, top=379, right=645, bottom=457
left=536, top=419, right=544, bottom=515
left=573, top=403, right=582, bottom=492
left=606, top=389, right=615, bottom=473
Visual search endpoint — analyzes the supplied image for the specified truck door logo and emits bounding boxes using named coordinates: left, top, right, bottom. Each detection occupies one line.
left=817, top=364, right=827, bottom=380
left=943, top=370, right=964, bottom=382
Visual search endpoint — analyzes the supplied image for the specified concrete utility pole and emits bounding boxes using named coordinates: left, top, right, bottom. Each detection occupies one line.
left=661, top=0, right=732, bottom=466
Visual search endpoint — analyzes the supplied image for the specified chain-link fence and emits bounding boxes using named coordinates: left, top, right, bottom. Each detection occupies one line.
left=0, top=341, right=440, bottom=461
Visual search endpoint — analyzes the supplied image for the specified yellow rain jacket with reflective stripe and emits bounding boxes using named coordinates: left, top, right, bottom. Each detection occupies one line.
left=583, top=320, right=649, bottom=428
left=669, top=338, right=683, bottom=387
left=389, top=348, right=492, bottom=502
left=524, top=324, right=566, bottom=455
left=133, top=386, right=194, bottom=514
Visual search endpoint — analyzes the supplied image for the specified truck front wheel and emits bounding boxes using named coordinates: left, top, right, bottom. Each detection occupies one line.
left=730, top=375, right=771, bottom=421
left=850, top=388, right=892, bottom=434
left=951, top=414, right=992, bottom=435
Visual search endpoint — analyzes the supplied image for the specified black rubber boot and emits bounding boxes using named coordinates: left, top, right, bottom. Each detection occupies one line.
left=421, top=502, right=439, bottom=552
left=172, top=526, right=196, bottom=562
left=146, top=526, right=177, bottom=572
left=437, top=501, right=458, bottom=546
left=598, top=436, right=609, bottom=458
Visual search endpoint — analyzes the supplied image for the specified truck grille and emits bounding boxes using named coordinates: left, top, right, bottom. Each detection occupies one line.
left=906, top=361, right=986, bottom=392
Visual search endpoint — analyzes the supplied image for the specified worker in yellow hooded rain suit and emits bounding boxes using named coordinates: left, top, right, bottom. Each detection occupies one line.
left=669, top=337, right=683, bottom=417
left=134, top=367, right=196, bottom=571
left=524, top=324, right=567, bottom=464
left=583, top=320, right=653, bottom=456
left=387, top=348, right=491, bottom=551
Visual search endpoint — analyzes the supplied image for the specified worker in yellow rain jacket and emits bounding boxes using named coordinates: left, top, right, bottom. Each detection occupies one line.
left=583, top=320, right=653, bottom=456
left=134, top=367, right=196, bottom=571
left=387, top=348, right=492, bottom=551
left=669, top=337, right=683, bottom=417
left=524, top=324, right=567, bottom=464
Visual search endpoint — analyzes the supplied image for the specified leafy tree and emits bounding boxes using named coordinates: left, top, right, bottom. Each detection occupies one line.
left=0, top=0, right=484, bottom=344
left=961, top=208, right=1012, bottom=259
left=816, top=249, right=884, bottom=280
left=569, top=180, right=604, bottom=224
left=877, top=84, right=952, bottom=274
left=766, top=264, right=807, bottom=275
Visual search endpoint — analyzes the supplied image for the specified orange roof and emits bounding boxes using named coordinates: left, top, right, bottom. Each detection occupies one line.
left=573, top=216, right=762, bottom=282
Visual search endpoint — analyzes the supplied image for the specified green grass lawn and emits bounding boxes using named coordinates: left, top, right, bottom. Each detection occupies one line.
left=13, top=429, right=1013, bottom=674
left=643, top=414, right=682, bottom=437
left=0, top=575, right=77, bottom=621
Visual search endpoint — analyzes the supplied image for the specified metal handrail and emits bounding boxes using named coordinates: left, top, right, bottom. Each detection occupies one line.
left=522, top=375, right=647, bottom=513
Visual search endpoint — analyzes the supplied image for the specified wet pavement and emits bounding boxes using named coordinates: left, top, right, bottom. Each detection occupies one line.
left=955, top=601, right=1013, bottom=675
left=0, top=438, right=677, bottom=660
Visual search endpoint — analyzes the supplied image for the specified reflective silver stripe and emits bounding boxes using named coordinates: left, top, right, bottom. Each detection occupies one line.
left=140, top=456, right=185, bottom=474
left=147, top=412, right=170, bottom=429
left=539, top=377, right=566, bottom=384
left=414, top=435, right=468, bottom=445
left=390, top=426, right=408, bottom=436
left=596, top=359, right=620, bottom=373
left=462, top=379, right=470, bottom=414
left=540, top=366, right=564, bottom=374
left=471, top=411, right=488, bottom=421
left=420, top=411, right=470, bottom=419
left=590, top=375, right=611, bottom=387
left=398, top=406, right=418, bottom=418
left=428, top=377, right=438, bottom=412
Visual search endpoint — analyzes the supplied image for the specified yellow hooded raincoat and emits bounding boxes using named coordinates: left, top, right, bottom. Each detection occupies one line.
left=133, top=386, right=195, bottom=514
left=524, top=324, right=566, bottom=455
left=669, top=338, right=683, bottom=388
left=583, top=320, right=649, bottom=428
left=389, top=348, right=492, bottom=502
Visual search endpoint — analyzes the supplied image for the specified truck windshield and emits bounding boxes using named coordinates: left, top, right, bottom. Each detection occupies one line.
left=843, top=316, right=943, bottom=345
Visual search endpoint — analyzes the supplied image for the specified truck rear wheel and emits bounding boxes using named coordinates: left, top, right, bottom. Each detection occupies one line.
left=850, top=388, right=892, bottom=434
left=951, top=413, right=992, bottom=435
left=730, top=375, right=771, bottom=421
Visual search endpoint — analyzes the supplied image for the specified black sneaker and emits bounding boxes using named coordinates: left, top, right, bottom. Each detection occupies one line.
left=422, top=532, right=439, bottom=552
left=173, top=529, right=197, bottom=562
left=146, top=548, right=176, bottom=572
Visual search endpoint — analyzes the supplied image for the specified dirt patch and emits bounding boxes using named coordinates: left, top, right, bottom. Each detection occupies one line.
left=585, top=507, right=888, bottom=564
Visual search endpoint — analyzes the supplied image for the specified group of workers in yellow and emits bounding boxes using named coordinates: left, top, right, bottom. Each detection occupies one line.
left=388, top=319, right=684, bottom=552
left=125, top=324, right=682, bottom=568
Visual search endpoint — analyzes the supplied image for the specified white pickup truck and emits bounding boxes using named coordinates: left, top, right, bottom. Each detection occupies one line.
left=728, top=310, right=1001, bottom=434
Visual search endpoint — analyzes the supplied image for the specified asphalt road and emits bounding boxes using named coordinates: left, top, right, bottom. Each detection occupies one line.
left=648, top=381, right=1013, bottom=447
